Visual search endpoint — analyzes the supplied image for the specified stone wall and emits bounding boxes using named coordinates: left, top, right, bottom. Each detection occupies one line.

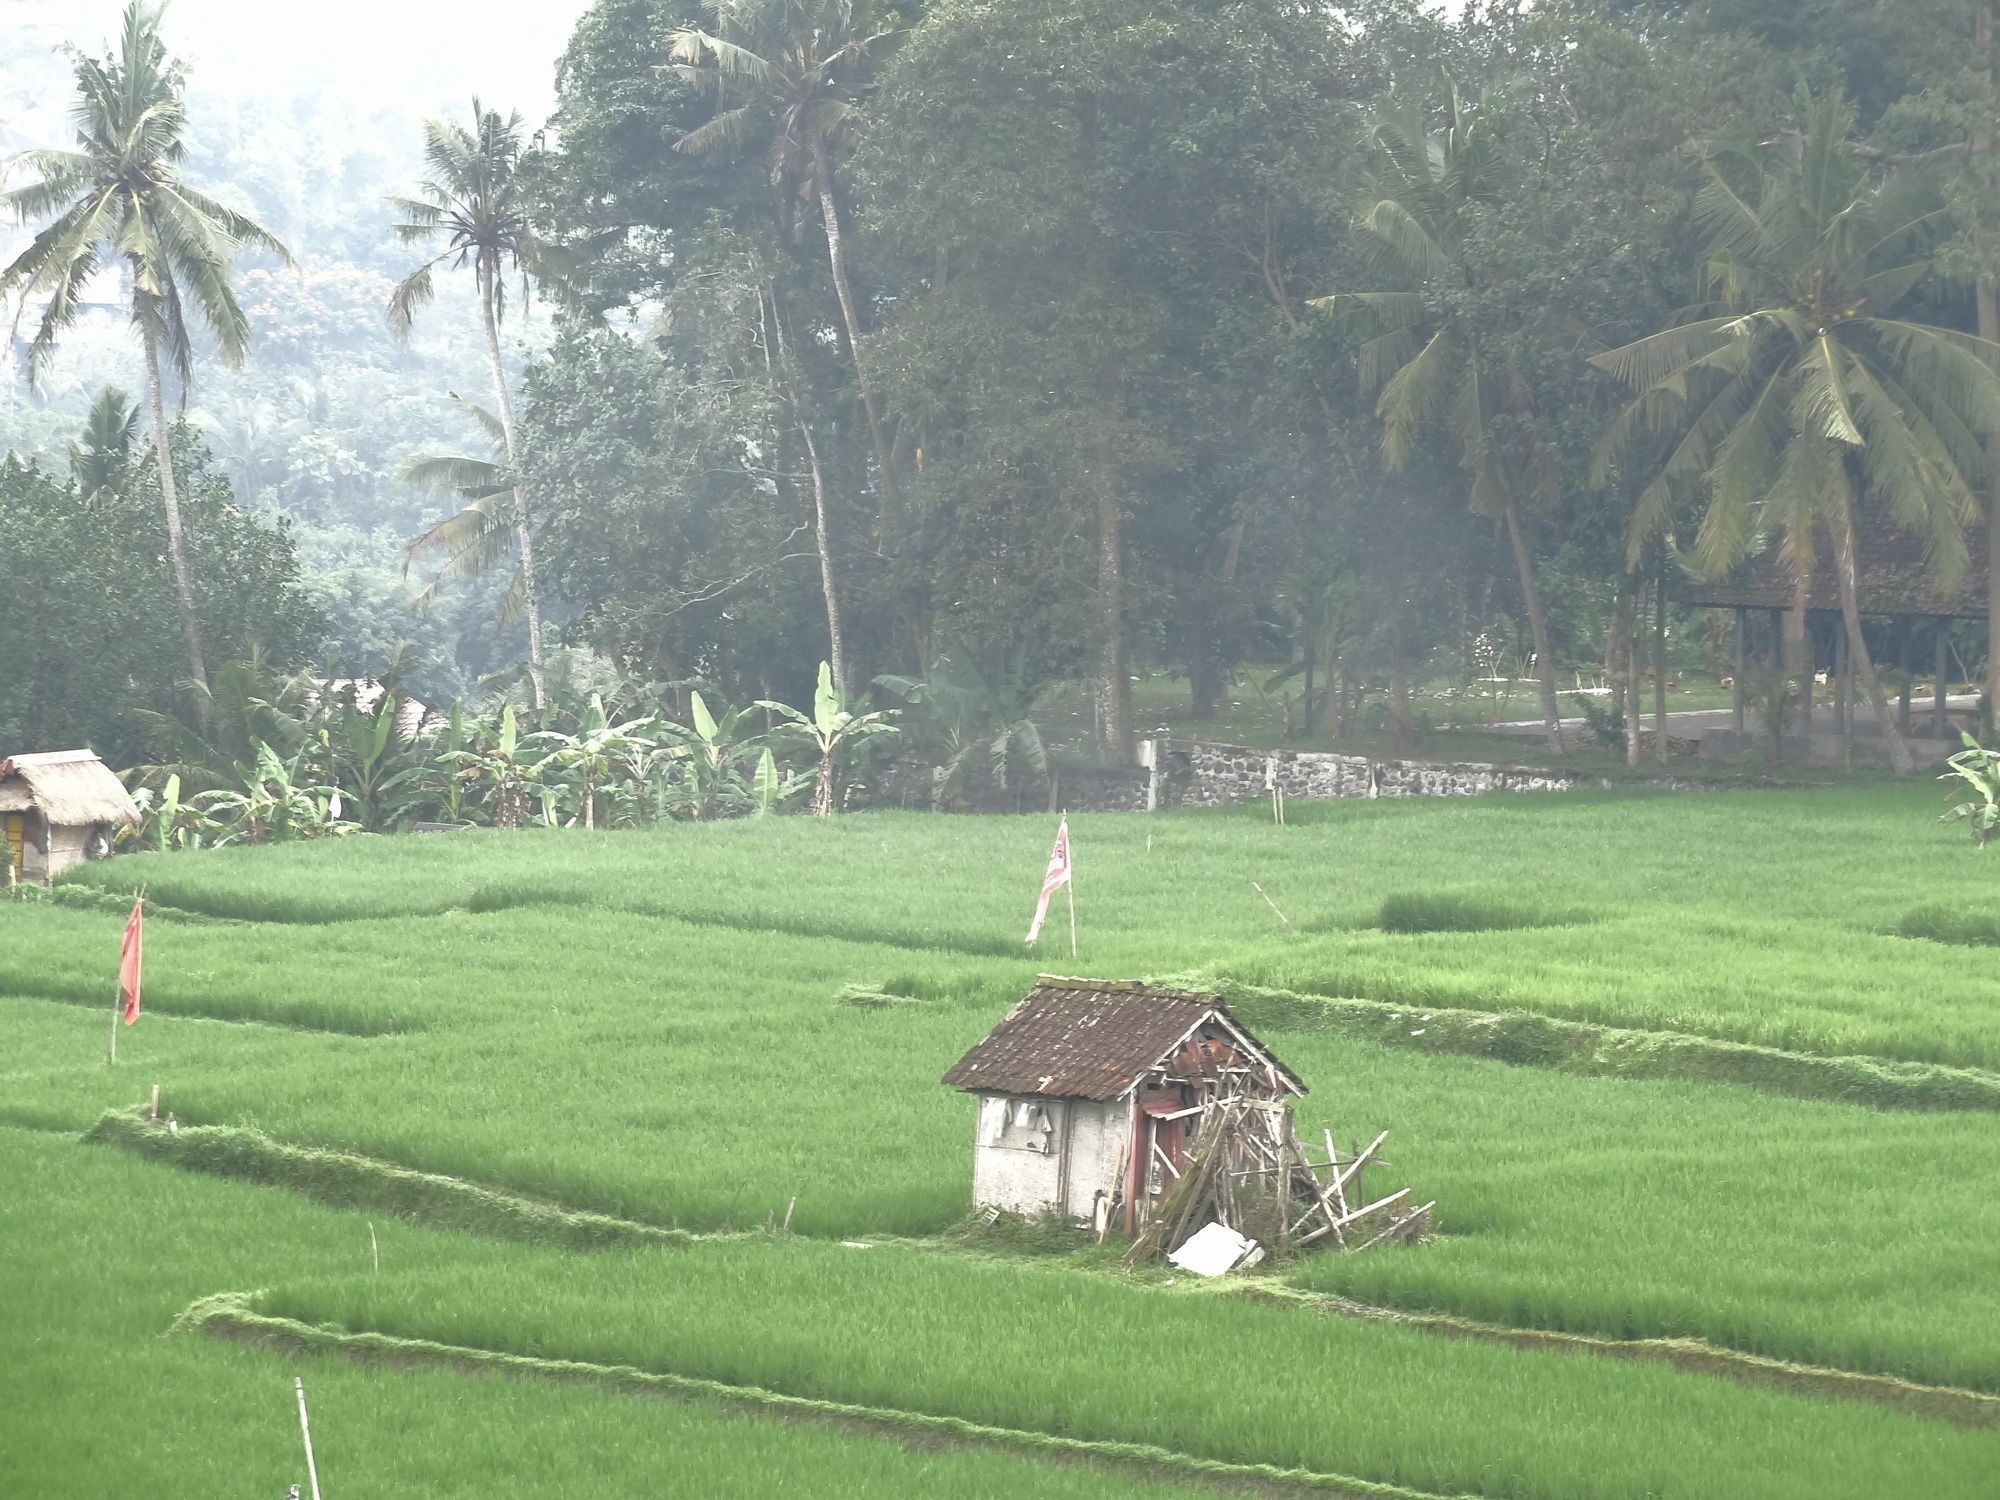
left=876, top=738, right=1702, bottom=815
left=1160, top=739, right=1600, bottom=808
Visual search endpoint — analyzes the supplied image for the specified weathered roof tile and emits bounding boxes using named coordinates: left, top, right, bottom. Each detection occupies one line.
left=941, top=977, right=1302, bottom=1100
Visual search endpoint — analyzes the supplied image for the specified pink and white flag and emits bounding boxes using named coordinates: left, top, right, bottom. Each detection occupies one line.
left=1025, top=818, right=1072, bottom=943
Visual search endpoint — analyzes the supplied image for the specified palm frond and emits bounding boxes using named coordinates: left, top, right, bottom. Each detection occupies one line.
left=1589, top=316, right=1744, bottom=391
left=1358, top=198, right=1447, bottom=285
left=1376, top=327, right=1457, bottom=471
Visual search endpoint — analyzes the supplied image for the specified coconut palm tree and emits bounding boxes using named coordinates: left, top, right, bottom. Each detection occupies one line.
left=0, top=2, right=291, bottom=692
left=398, top=395, right=526, bottom=622
left=388, top=102, right=547, bottom=708
left=1592, top=87, right=2000, bottom=775
left=666, top=0, right=899, bottom=503
left=1312, top=83, right=1567, bottom=754
left=70, top=386, right=139, bottom=498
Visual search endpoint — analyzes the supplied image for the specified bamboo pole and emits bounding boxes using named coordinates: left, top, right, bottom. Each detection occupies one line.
left=294, top=1377, right=323, bottom=1500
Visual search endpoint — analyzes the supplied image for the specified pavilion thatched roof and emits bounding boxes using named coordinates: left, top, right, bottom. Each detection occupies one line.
left=0, top=750, right=139, bottom=826
left=1680, top=517, right=1988, bottom=618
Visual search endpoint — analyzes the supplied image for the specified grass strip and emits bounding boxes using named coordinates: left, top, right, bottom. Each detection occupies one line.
left=1376, top=891, right=1592, bottom=934
left=1203, top=979, right=2000, bottom=1111
left=1230, top=1285, right=2000, bottom=1431
left=178, top=1292, right=1467, bottom=1500
left=43, top=883, right=244, bottom=924
left=1898, top=903, right=2000, bottom=947
left=0, top=984, right=401, bottom=1036
left=86, top=1108, right=694, bottom=1252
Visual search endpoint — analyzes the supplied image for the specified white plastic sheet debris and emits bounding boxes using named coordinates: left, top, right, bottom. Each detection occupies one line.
left=1166, top=1221, right=1265, bottom=1277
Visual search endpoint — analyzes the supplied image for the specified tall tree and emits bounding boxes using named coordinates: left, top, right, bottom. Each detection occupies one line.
left=389, top=102, right=549, bottom=709
left=1593, top=87, right=2000, bottom=774
left=0, top=1, right=291, bottom=692
left=665, top=0, right=902, bottom=696
left=666, top=0, right=900, bottom=507
left=1315, top=83, right=1570, bottom=755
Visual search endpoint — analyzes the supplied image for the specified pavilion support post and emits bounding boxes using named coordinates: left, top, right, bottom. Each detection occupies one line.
left=1937, top=626, right=1950, bottom=739
left=1802, top=616, right=1815, bottom=730
left=1897, top=617, right=1913, bottom=736
left=1767, top=608, right=1785, bottom=759
left=1653, top=578, right=1669, bottom=761
left=1832, top=624, right=1847, bottom=739
left=1731, top=607, right=1747, bottom=740
left=1832, top=623, right=1850, bottom=765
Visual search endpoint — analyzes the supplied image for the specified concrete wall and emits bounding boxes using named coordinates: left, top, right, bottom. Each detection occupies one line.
left=967, top=1093, right=1132, bottom=1224
left=969, top=1093, right=1067, bottom=1217
left=1060, top=1097, right=1129, bottom=1225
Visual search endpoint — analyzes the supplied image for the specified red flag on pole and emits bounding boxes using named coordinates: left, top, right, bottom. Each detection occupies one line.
left=1025, top=818, right=1071, bottom=944
left=117, top=895, right=143, bottom=1025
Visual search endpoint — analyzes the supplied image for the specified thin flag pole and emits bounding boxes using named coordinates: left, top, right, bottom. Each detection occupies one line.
left=107, top=979, right=119, bottom=1066
left=294, top=1376, right=323, bottom=1500
left=1064, top=811, right=1077, bottom=959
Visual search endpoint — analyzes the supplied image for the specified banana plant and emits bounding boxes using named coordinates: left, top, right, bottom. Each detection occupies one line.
left=119, top=774, right=224, bottom=852
left=653, top=689, right=764, bottom=821
left=757, top=662, right=899, bottom=817
left=192, top=742, right=355, bottom=845
left=1940, top=734, right=2000, bottom=849
left=435, top=704, right=538, bottom=829
left=524, top=694, right=660, bottom=829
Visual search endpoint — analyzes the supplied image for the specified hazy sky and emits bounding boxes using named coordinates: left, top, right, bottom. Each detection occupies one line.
left=9, top=0, right=597, bottom=125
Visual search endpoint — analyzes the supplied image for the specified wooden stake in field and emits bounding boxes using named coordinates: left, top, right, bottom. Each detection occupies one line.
left=1251, top=881, right=1293, bottom=931
left=108, top=888, right=144, bottom=1066
left=293, top=1376, right=323, bottom=1500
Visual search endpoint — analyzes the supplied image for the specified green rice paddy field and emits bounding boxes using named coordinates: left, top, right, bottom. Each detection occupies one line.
left=8, top=782, right=2000, bottom=1497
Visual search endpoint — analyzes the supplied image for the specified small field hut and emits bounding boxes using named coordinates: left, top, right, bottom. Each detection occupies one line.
left=0, top=750, right=137, bottom=885
left=941, top=976, right=1304, bottom=1235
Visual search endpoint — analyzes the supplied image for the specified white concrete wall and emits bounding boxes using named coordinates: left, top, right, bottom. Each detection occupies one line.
left=969, top=1093, right=1067, bottom=1216
left=1060, top=1098, right=1130, bottom=1223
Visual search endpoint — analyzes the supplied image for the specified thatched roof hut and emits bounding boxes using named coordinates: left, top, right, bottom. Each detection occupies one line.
left=1, top=750, right=137, bottom=884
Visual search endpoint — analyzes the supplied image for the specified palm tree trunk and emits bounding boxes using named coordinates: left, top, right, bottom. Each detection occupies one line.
left=814, top=156, right=897, bottom=506
left=142, top=330, right=208, bottom=692
left=477, top=257, right=545, bottom=712
left=1092, top=391, right=1132, bottom=765
left=1502, top=500, right=1563, bottom=754
left=1978, top=1, right=2000, bottom=739
left=796, top=419, right=849, bottom=700
left=1835, top=519, right=1916, bottom=774
left=764, top=288, right=849, bottom=700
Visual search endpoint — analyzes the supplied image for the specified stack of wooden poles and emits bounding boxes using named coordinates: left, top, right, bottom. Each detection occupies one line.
left=1123, top=1096, right=1433, bottom=1267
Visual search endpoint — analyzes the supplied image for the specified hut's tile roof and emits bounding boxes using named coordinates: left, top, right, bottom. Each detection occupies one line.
left=0, top=750, right=138, bottom=826
left=941, top=978, right=1301, bottom=1100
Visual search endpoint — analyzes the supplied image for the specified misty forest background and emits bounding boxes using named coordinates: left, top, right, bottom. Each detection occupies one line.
left=8, top=0, right=2000, bottom=788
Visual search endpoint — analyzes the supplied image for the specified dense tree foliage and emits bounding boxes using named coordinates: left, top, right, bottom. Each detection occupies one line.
left=13, top=0, right=2000, bottom=785
left=0, top=406, right=321, bottom=763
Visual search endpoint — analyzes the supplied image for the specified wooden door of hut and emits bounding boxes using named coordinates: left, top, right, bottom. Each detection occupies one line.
left=3, top=812, right=24, bottom=883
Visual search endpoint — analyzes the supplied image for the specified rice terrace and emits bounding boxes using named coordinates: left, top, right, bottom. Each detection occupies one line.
left=5, top=784, right=2000, bottom=1498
